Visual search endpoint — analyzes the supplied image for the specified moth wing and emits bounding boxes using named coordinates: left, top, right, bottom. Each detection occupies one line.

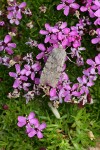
left=40, top=46, right=66, bottom=87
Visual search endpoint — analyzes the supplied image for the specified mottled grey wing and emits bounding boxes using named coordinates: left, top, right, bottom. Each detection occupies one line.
left=40, top=46, right=66, bottom=88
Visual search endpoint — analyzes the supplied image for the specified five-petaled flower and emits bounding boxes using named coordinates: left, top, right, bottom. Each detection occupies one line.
left=57, top=0, right=80, bottom=16
left=7, top=1, right=26, bottom=25
left=0, top=35, right=16, bottom=55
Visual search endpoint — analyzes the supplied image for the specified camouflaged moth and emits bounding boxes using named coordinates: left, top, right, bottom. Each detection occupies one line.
left=40, top=45, right=66, bottom=88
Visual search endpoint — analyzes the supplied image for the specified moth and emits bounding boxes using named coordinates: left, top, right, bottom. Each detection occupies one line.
left=40, top=45, right=66, bottom=88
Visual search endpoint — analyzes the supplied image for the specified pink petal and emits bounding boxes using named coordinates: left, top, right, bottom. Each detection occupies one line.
left=29, top=118, right=39, bottom=125
left=24, top=65, right=31, bottom=71
left=57, top=4, right=65, bottom=10
left=38, top=43, right=46, bottom=51
left=67, top=0, right=75, bottom=3
left=36, top=52, right=44, bottom=59
left=60, top=22, right=67, bottom=29
left=50, top=88, right=57, bottom=97
left=97, top=66, right=100, bottom=75
left=9, top=72, right=17, bottom=78
left=19, top=2, right=26, bottom=8
left=28, top=112, right=35, bottom=120
left=87, top=81, right=94, bottom=87
left=4, top=35, right=11, bottom=44
left=62, top=38, right=69, bottom=46
left=20, top=75, right=28, bottom=81
left=35, top=78, right=40, bottom=84
left=31, top=72, right=35, bottom=80
left=95, top=55, right=100, bottom=64
left=32, top=63, right=41, bottom=71
left=44, top=35, right=50, bottom=43
left=16, top=11, right=22, bottom=20
left=83, top=76, right=87, bottom=84
left=28, top=129, right=37, bottom=138
left=64, top=95, right=71, bottom=102
left=64, top=6, right=69, bottom=16
left=37, top=131, right=43, bottom=139
left=94, top=18, right=100, bottom=25
left=18, top=116, right=26, bottom=122
left=7, top=12, right=13, bottom=19
left=38, top=123, right=46, bottom=130
left=8, top=43, right=16, bottom=48
left=15, top=64, right=20, bottom=73
left=63, top=28, right=70, bottom=34
left=13, top=79, right=20, bottom=88
left=58, top=32, right=64, bottom=40
left=72, top=83, right=79, bottom=90
left=39, top=30, right=48, bottom=35
left=86, top=59, right=95, bottom=66
left=70, top=3, right=80, bottom=9
left=26, top=71, right=31, bottom=76
left=80, top=6, right=87, bottom=12
left=94, top=0, right=100, bottom=7
left=17, top=122, right=26, bottom=127
left=89, top=9, right=95, bottom=18
left=52, top=28, right=59, bottom=33
left=91, top=5, right=99, bottom=10
left=10, top=19, right=14, bottom=24
left=26, top=124, right=32, bottom=133
left=72, top=91, right=80, bottom=96
left=73, top=41, right=80, bottom=48
left=15, top=20, right=20, bottom=25
left=22, top=69, right=28, bottom=75
left=77, top=77, right=83, bottom=83
left=45, top=23, right=51, bottom=30
left=94, top=9, right=100, bottom=17
left=0, top=46, right=4, bottom=51
left=91, top=37, right=100, bottom=44
left=5, top=47, right=14, bottom=55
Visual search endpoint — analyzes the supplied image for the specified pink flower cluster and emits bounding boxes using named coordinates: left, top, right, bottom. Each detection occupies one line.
left=80, top=0, right=100, bottom=25
left=17, top=112, right=46, bottom=138
left=9, top=55, right=41, bottom=89
left=39, top=18, right=91, bottom=66
left=9, top=53, right=41, bottom=102
left=49, top=53, right=100, bottom=105
left=40, top=22, right=82, bottom=49
left=56, top=0, right=100, bottom=26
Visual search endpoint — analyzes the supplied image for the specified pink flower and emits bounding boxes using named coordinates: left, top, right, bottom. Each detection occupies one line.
left=9, top=64, right=28, bottom=89
left=36, top=43, right=53, bottom=62
left=0, top=35, right=16, bottom=55
left=57, top=0, right=80, bottom=16
left=91, top=28, right=100, bottom=44
left=80, top=0, right=98, bottom=18
left=27, top=122, right=46, bottom=138
left=17, top=112, right=36, bottom=127
left=7, top=1, right=26, bottom=25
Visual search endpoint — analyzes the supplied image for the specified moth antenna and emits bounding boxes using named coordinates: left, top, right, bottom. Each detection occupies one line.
left=66, top=55, right=76, bottom=64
